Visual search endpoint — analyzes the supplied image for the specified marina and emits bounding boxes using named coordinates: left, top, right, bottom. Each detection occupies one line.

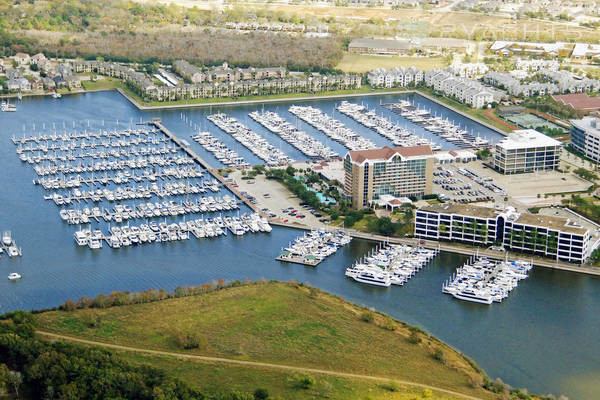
left=442, top=257, right=532, bottom=304
left=0, top=91, right=596, bottom=400
left=288, top=105, right=377, bottom=150
left=345, top=244, right=438, bottom=287
left=207, top=113, right=293, bottom=166
left=336, top=101, right=440, bottom=150
left=276, top=228, right=352, bottom=266
left=384, top=100, right=489, bottom=149
left=191, top=131, right=250, bottom=168
left=74, top=212, right=271, bottom=250
left=249, top=110, right=338, bottom=159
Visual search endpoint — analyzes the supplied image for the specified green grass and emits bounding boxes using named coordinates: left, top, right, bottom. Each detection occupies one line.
left=119, top=352, right=462, bottom=400
left=35, top=282, right=495, bottom=399
left=337, top=52, right=450, bottom=73
left=80, top=77, right=124, bottom=91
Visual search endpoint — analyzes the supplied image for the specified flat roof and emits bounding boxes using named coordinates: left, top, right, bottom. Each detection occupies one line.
left=419, top=204, right=589, bottom=234
left=419, top=203, right=498, bottom=219
left=515, top=213, right=588, bottom=235
left=571, top=117, right=600, bottom=137
left=348, top=38, right=411, bottom=50
left=496, top=129, right=562, bottom=150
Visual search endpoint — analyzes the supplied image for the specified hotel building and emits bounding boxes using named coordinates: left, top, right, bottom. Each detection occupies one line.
left=343, top=146, right=434, bottom=209
left=415, top=204, right=591, bottom=263
left=570, top=117, right=600, bottom=163
left=493, top=129, right=562, bottom=174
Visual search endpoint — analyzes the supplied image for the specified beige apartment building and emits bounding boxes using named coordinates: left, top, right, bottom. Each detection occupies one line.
left=343, top=146, right=434, bottom=209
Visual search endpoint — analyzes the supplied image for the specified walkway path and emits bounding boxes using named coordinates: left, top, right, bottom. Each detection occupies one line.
left=37, top=331, right=484, bottom=400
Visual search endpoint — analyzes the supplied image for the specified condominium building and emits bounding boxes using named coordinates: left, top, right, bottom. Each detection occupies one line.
left=570, top=117, right=600, bottom=163
left=415, top=204, right=591, bottom=263
left=343, top=145, right=434, bottom=209
left=493, top=129, right=562, bottom=174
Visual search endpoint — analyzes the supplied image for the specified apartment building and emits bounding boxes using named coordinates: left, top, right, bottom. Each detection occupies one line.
left=367, top=67, right=423, bottom=88
left=570, top=117, right=600, bottom=163
left=424, top=69, right=503, bottom=108
left=493, top=129, right=562, bottom=174
left=343, top=145, right=433, bottom=209
left=415, top=204, right=591, bottom=263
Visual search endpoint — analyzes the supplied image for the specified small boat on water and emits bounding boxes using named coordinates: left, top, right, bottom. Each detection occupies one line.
left=52, top=92, right=62, bottom=99
left=1, top=100, right=17, bottom=112
left=2, top=231, right=12, bottom=246
left=8, top=273, right=22, bottom=280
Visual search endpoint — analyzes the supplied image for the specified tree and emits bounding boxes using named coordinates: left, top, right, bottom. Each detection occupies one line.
left=8, top=371, right=22, bottom=398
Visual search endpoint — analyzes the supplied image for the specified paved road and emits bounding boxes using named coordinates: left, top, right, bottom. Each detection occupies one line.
left=37, top=331, right=484, bottom=400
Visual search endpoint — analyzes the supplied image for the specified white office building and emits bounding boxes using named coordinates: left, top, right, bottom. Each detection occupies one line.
left=493, top=129, right=562, bottom=174
left=570, top=117, right=600, bottom=163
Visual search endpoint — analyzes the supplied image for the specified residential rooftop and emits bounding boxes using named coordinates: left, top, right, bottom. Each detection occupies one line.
left=495, top=129, right=562, bottom=150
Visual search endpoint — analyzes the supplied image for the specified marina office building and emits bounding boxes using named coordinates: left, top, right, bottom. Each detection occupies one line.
left=493, top=129, right=562, bottom=174
left=343, top=145, right=434, bottom=209
left=415, top=204, right=591, bottom=263
left=570, top=117, right=600, bottom=163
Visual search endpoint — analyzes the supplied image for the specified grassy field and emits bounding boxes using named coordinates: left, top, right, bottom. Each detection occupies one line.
left=337, top=52, right=449, bottom=73
left=80, top=77, right=124, bottom=91
left=35, top=282, right=497, bottom=399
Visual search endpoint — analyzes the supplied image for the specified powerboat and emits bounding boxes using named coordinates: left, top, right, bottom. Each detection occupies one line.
left=8, top=273, right=22, bottom=280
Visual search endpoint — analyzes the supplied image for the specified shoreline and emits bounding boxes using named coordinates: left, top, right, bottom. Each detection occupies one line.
left=116, top=88, right=414, bottom=110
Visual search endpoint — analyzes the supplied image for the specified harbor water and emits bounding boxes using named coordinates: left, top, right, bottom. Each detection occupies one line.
left=0, top=91, right=598, bottom=399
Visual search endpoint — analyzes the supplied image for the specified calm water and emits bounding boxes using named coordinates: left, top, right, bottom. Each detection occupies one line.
left=0, top=91, right=598, bottom=399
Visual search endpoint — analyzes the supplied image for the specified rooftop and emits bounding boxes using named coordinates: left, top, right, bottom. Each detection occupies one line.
left=552, top=93, right=600, bottom=111
left=419, top=204, right=589, bottom=234
left=515, top=213, right=588, bottom=235
left=348, top=145, right=433, bottom=164
left=419, top=203, right=498, bottom=219
left=571, top=117, right=600, bottom=136
left=496, top=129, right=562, bottom=150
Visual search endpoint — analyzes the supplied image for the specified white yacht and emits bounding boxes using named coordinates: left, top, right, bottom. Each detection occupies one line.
left=352, top=270, right=392, bottom=287
left=2, top=231, right=12, bottom=246
left=74, top=230, right=90, bottom=246
left=452, top=288, right=494, bottom=305
left=8, top=273, right=22, bottom=280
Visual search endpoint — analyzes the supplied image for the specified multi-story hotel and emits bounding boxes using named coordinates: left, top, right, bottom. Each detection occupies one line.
left=415, top=204, right=591, bottom=263
left=343, top=146, right=434, bottom=209
left=570, top=117, right=600, bottom=163
left=493, top=129, right=562, bottom=174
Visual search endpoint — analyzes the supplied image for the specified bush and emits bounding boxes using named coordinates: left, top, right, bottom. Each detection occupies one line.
left=407, top=331, right=421, bottom=344
left=254, top=388, right=269, bottom=399
left=432, top=349, right=445, bottom=363
left=297, top=375, right=315, bottom=389
left=380, top=381, right=399, bottom=392
left=171, top=330, right=207, bottom=350
left=360, top=311, right=374, bottom=323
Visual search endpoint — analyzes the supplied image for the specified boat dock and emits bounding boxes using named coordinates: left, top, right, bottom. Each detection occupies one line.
left=275, top=254, right=321, bottom=267
left=149, top=119, right=262, bottom=215
left=1, top=231, right=22, bottom=258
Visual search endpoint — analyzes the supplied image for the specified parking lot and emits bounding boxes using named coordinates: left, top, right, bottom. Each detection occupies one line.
left=226, top=169, right=328, bottom=227
left=432, top=164, right=506, bottom=205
